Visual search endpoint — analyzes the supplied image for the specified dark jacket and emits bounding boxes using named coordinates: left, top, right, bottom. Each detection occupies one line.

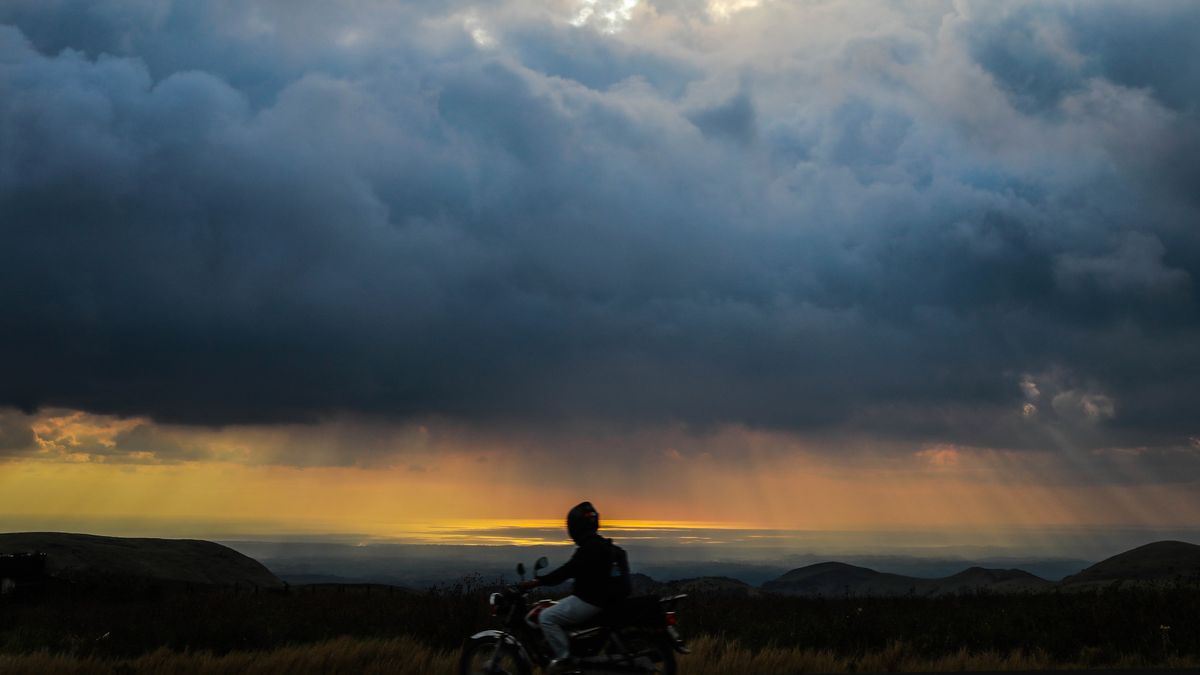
left=538, top=534, right=630, bottom=607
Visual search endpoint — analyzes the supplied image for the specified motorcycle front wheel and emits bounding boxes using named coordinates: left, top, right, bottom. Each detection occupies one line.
left=459, top=635, right=531, bottom=675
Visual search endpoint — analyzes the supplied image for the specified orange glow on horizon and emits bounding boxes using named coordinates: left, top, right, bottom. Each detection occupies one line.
left=3, top=448, right=1198, bottom=548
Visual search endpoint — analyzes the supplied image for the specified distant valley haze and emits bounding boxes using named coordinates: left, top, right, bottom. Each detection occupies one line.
left=10, top=515, right=1195, bottom=587
left=5, top=532, right=1199, bottom=597
left=221, top=525, right=1198, bottom=587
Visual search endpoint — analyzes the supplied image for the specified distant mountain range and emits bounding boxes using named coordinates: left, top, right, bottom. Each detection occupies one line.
left=762, top=562, right=1052, bottom=597
left=759, top=541, right=1200, bottom=597
left=2, top=533, right=1197, bottom=598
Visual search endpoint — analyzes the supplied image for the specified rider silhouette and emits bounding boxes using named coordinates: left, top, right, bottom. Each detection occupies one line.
left=520, top=501, right=630, bottom=673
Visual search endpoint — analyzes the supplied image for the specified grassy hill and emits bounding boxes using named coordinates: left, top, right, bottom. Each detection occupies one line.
left=1060, top=540, right=1200, bottom=590
left=0, top=532, right=282, bottom=589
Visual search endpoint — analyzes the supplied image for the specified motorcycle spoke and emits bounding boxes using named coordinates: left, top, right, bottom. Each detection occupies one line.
left=464, top=641, right=521, bottom=675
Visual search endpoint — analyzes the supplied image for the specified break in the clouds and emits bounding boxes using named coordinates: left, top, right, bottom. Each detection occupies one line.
left=1, top=1, right=1199, bottom=463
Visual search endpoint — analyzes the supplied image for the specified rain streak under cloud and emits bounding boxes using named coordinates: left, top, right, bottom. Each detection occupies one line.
left=0, top=0, right=1199, bottom=519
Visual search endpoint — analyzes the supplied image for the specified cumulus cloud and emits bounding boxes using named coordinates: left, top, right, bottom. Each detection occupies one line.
left=0, top=0, right=1198, bottom=468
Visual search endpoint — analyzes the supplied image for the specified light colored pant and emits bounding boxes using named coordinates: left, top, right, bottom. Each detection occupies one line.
left=538, top=595, right=601, bottom=660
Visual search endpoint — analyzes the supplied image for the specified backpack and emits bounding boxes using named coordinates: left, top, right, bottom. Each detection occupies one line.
left=607, top=540, right=631, bottom=603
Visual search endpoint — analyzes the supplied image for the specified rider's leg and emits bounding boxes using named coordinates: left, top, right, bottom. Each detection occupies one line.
left=538, top=595, right=601, bottom=661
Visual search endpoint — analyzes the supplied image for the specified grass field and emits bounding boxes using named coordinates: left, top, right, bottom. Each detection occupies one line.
left=3, top=634, right=1200, bottom=674
left=1, top=582, right=1198, bottom=673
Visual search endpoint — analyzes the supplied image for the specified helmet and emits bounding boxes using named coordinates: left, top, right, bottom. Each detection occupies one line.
left=567, top=501, right=599, bottom=544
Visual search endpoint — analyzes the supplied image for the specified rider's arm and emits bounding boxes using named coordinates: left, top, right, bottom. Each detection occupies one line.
left=533, top=548, right=581, bottom=587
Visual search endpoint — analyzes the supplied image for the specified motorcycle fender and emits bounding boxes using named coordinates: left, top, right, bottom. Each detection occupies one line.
left=468, top=630, right=535, bottom=668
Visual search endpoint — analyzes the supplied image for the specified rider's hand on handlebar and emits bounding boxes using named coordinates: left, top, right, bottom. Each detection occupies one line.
left=518, top=579, right=540, bottom=591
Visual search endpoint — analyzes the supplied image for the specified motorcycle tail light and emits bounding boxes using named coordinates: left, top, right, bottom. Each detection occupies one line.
left=665, top=611, right=678, bottom=627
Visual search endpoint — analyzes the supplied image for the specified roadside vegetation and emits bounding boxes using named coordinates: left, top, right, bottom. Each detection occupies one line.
left=1, top=581, right=1198, bottom=673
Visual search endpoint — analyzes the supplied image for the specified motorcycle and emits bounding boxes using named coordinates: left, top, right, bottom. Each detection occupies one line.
left=460, top=556, right=689, bottom=675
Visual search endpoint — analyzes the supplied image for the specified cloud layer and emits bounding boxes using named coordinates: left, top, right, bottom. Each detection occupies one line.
left=1, top=1, right=1198, bottom=463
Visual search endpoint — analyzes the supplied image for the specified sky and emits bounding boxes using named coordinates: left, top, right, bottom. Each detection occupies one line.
left=1, top=0, right=1199, bottom=556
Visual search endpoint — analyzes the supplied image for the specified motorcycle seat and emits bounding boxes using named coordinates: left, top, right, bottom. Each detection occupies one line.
left=590, top=594, right=663, bottom=628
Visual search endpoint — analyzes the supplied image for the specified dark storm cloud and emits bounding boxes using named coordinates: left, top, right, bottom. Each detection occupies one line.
left=1, top=1, right=1198, bottom=458
left=0, top=409, right=36, bottom=455
left=687, top=88, right=756, bottom=143
left=966, top=1, right=1200, bottom=115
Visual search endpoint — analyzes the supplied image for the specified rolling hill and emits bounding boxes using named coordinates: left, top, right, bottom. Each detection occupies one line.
left=763, top=561, right=1051, bottom=597
left=630, top=573, right=759, bottom=597
left=763, top=540, right=1200, bottom=597
left=1059, top=540, right=1200, bottom=589
left=666, top=575, right=760, bottom=597
left=764, top=562, right=919, bottom=596
left=0, top=532, right=282, bottom=589
left=924, top=566, right=1053, bottom=595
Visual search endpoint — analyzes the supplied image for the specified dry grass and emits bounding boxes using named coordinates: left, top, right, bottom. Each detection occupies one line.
left=1, top=635, right=1198, bottom=674
left=0, top=636, right=455, bottom=675
left=681, top=635, right=1200, bottom=673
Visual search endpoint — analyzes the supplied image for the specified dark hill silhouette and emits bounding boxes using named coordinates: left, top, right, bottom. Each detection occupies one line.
left=927, top=566, right=1052, bottom=595
left=772, top=561, right=876, bottom=583
left=764, top=561, right=1050, bottom=597
left=1060, top=540, right=1200, bottom=589
left=765, top=562, right=933, bottom=596
left=0, top=532, right=282, bottom=589
left=763, top=541, right=1200, bottom=596
left=666, top=575, right=759, bottom=597
left=629, top=573, right=757, bottom=597
left=629, top=572, right=663, bottom=596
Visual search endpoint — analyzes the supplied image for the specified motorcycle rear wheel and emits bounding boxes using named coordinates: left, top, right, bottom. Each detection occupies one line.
left=459, top=636, right=531, bottom=675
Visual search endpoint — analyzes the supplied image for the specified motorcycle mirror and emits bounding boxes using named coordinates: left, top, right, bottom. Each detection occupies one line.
left=534, top=556, right=549, bottom=572
left=516, top=562, right=526, bottom=580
